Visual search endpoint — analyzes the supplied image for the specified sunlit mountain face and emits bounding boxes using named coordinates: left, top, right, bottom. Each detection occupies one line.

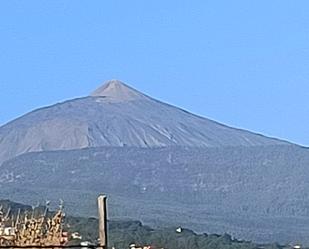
left=0, top=79, right=289, bottom=166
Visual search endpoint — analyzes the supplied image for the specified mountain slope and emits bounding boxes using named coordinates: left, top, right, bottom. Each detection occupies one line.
left=0, top=80, right=290, bottom=165
left=2, top=145, right=309, bottom=244
left=1, top=79, right=308, bottom=243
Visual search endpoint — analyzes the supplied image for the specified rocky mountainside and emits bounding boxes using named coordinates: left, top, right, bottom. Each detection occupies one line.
left=0, top=79, right=306, bottom=244
left=0, top=80, right=289, bottom=165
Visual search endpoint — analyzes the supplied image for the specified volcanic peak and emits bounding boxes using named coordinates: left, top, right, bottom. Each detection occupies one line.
left=90, top=80, right=146, bottom=102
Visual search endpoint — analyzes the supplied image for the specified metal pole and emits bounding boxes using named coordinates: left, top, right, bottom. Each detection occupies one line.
left=98, top=195, right=107, bottom=249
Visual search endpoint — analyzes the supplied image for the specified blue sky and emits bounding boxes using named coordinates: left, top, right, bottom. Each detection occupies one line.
left=1, top=0, right=309, bottom=146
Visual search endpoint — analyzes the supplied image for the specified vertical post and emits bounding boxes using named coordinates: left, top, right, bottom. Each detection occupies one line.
left=98, top=195, right=107, bottom=249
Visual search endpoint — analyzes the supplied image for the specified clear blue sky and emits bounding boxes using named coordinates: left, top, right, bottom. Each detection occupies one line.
left=1, top=1, right=309, bottom=146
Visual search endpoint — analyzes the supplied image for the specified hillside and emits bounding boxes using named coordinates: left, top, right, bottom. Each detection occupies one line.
left=0, top=199, right=283, bottom=249
left=2, top=145, right=309, bottom=243
left=0, top=80, right=289, bottom=165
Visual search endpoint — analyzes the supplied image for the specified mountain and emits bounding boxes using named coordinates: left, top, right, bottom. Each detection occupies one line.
left=0, top=79, right=306, bottom=244
left=0, top=80, right=289, bottom=165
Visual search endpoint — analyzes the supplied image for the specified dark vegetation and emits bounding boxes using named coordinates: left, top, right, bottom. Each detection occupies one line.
left=0, top=200, right=290, bottom=249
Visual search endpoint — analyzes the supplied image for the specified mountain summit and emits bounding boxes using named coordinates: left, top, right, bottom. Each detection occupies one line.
left=0, top=80, right=290, bottom=165
left=90, top=80, right=147, bottom=102
left=0, top=79, right=304, bottom=243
